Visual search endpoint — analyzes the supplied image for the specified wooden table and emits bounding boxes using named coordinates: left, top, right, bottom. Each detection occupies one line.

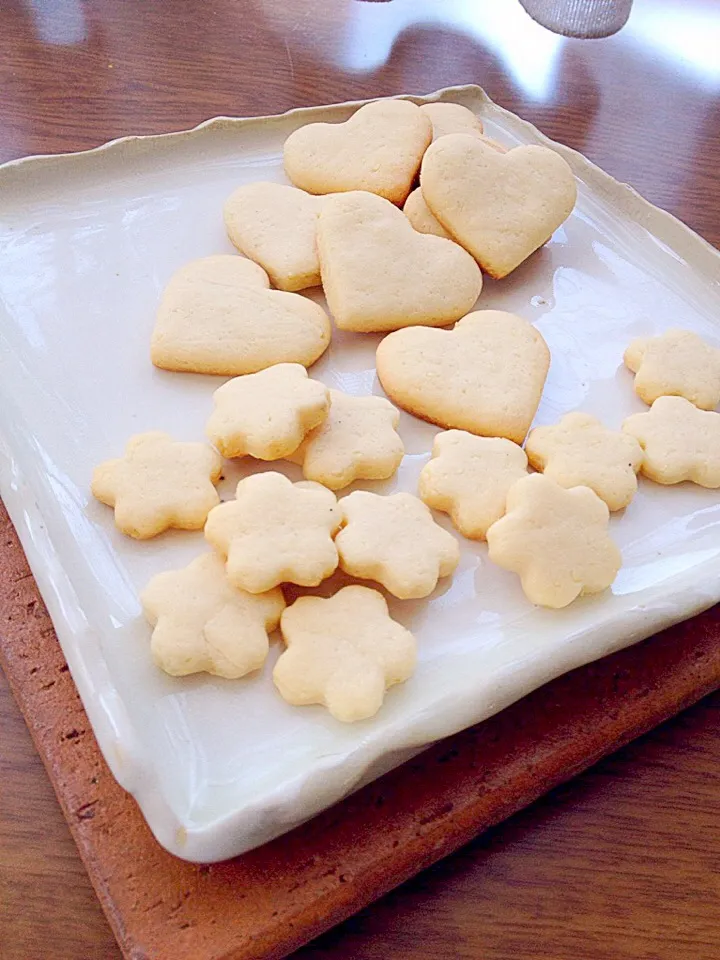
left=1, top=1, right=719, bottom=957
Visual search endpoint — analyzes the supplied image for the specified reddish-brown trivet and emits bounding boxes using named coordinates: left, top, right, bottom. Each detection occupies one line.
left=1, top=501, right=718, bottom=960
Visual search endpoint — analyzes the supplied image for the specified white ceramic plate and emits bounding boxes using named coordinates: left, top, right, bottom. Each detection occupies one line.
left=1, top=86, right=719, bottom=863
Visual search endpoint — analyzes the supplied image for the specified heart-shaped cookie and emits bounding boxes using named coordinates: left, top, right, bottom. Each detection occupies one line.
left=376, top=310, right=550, bottom=443
left=421, top=134, right=577, bottom=279
left=317, top=191, right=482, bottom=332
left=403, top=187, right=452, bottom=239
left=419, top=103, right=506, bottom=153
left=283, top=99, right=432, bottom=205
left=223, top=182, right=323, bottom=292
left=151, top=255, right=331, bottom=375
left=420, top=102, right=485, bottom=140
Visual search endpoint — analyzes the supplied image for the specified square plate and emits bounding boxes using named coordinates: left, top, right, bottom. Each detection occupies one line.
left=1, top=85, right=719, bottom=862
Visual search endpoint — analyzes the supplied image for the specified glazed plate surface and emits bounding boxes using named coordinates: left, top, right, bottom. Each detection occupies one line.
left=1, top=86, right=719, bottom=861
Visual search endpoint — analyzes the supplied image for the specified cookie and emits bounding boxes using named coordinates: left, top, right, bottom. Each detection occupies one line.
left=486, top=474, right=622, bottom=609
left=420, top=102, right=484, bottom=140
left=206, top=363, right=330, bottom=460
left=376, top=310, right=550, bottom=443
left=476, top=134, right=507, bottom=154
left=525, top=412, right=643, bottom=511
left=317, top=191, right=482, bottom=332
left=283, top=99, right=432, bottom=204
left=151, top=255, right=331, bottom=375
left=420, top=103, right=507, bottom=152
left=336, top=491, right=460, bottom=599
left=204, top=471, right=341, bottom=593
left=420, top=134, right=577, bottom=278
left=419, top=431, right=528, bottom=540
left=623, top=329, right=720, bottom=410
left=91, top=432, right=222, bottom=539
left=273, top=585, right=416, bottom=722
left=291, top=389, right=404, bottom=491
left=223, top=182, right=322, bottom=292
left=141, top=553, right=285, bottom=679
left=622, top=396, right=720, bottom=487
left=403, top=188, right=452, bottom=239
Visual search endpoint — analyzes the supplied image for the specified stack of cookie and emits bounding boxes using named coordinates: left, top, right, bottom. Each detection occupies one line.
left=91, top=99, right=720, bottom=723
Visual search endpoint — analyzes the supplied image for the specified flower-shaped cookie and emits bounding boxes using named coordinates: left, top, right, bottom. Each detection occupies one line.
left=624, top=329, right=720, bottom=410
left=336, top=491, right=460, bottom=599
left=206, top=363, right=330, bottom=460
left=141, top=553, right=285, bottom=679
left=486, top=474, right=621, bottom=609
left=273, top=585, right=416, bottom=722
left=292, top=389, right=404, bottom=491
left=419, top=431, right=528, bottom=539
left=91, top=432, right=223, bottom=539
left=204, top=471, right=341, bottom=593
left=622, top=396, right=720, bottom=487
left=525, top=412, right=643, bottom=511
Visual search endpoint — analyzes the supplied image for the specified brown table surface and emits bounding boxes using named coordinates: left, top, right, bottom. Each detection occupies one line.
left=1, top=1, right=719, bottom=957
